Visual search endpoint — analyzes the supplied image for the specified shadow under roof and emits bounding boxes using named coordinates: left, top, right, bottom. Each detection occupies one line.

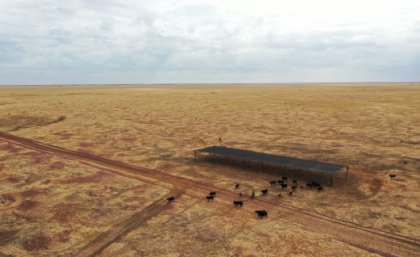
left=196, top=146, right=345, bottom=174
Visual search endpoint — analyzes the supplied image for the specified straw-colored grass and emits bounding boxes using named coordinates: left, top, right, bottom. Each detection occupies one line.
left=0, top=84, right=419, bottom=256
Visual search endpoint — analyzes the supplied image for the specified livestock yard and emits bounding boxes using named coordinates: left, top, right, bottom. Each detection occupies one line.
left=0, top=84, right=419, bottom=257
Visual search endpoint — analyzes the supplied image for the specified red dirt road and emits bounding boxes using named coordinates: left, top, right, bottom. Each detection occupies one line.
left=0, top=132, right=419, bottom=257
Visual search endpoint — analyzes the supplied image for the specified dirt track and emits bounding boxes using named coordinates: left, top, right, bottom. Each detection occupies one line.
left=76, top=189, right=185, bottom=257
left=0, top=132, right=419, bottom=257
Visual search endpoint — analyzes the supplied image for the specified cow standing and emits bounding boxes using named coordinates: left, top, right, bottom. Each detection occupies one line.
left=255, top=210, right=268, bottom=219
left=233, top=200, right=243, bottom=208
left=206, top=195, right=215, bottom=202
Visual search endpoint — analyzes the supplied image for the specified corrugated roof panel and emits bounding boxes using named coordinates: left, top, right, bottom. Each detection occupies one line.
left=196, top=146, right=345, bottom=174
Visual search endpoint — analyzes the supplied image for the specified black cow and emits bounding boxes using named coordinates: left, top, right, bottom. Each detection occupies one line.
left=209, top=192, right=216, bottom=196
left=389, top=174, right=396, bottom=179
left=306, top=182, right=313, bottom=188
left=292, top=185, right=297, bottom=191
left=278, top=193, right=282, bottom=197
left=270, top=181, right=277, bottom=186
left=235, top=183, right=240, bottom=190
left=289, top=191, right=293, bottom=196
left=206, top=195, right=215, bottom=201
left=281, top=184, right=288, bottom=190
left=292, top=179, right=298, bottom=184
left=255, top=210, right=268, bottom=219
left=261, top=189, right=268, bottom=196
left=167, top=196, right=175, bottom=203
left=282, top=176, right=288, bottom=181
left=317, top=186, right=323, bottom=192
left=277, top=180, right=283, bottom=185
left=233, top=200, right=243, bottom=207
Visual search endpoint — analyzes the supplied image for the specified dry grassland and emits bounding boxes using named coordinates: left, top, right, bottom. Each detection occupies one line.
left=0, top=84, right=419, bottom=256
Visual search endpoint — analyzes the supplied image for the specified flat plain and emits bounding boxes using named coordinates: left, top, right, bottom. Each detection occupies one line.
left=0, top=84, right=419, bottom=257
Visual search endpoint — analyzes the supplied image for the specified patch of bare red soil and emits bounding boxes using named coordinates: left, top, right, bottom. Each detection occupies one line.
left=53, top=131, right=73, bottom=140
left=79, top=142, right=95, bottom=148
left=52, top=203, right=84, bottom=223
left=21, top=151, right=51, bottom=164
left=7, top=176, right=22, bottom=183
left=20, top=188, right=49, bottom=198
left=60, top=170, right=115, bottom=184
left=0, top=142, right=21, bottom=153
left=1, top=193, right=16, bottom=203
left=369, top=178, right=383, bottom=196
left=49, top=161, right=65, bottom=169
left=193, top=228, right=219, bottom=242
left=18, top=200, right=39, bottom=210
left=22, top=233, right=51, bottom=251
left=331, top=142, right=343, bottom=148
left=55, top=229, right=72, bottom=243
left=0, top=230, right=18, bottom=245
left=53, top=204, right=77, bottom=223
left=231, top=246, right=245, bottom=257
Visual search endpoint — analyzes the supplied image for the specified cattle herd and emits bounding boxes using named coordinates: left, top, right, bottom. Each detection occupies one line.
left=166, top=176, right=324, bottom=219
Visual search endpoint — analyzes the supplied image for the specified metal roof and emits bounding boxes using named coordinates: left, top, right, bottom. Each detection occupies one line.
left=196, top=146, right=345, bottom=174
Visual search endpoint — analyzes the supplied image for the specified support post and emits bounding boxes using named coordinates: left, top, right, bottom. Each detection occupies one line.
left=346, top=166, right=349, bottom=179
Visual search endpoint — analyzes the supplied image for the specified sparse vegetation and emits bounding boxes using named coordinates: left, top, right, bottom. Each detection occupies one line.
left=0, top=84, right=419, bottom=256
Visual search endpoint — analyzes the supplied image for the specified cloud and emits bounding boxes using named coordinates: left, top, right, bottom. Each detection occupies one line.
left=0, top=0, right=419, bottom=84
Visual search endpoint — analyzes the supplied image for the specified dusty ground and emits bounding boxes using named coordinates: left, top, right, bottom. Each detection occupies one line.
left=0, top=84, right=419, bottom=256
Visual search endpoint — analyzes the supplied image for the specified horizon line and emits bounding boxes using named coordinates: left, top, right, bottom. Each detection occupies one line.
left=1, top=81, right=420, bottom=87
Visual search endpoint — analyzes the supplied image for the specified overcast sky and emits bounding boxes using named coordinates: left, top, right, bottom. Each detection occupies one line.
left=0, top=0, right=419, bottom=84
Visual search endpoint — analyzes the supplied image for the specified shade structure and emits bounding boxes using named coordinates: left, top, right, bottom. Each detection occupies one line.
left=195, top=146, right=345, bottom=175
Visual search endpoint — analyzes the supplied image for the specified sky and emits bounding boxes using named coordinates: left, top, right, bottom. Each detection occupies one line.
left=0, top=0, right=419, bottom=84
